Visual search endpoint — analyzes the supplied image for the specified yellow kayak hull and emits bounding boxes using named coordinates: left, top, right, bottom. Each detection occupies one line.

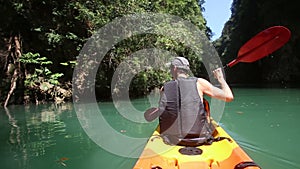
left=133, top=122, right=260, bottom=169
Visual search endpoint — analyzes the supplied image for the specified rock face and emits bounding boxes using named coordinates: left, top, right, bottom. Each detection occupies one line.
left=215, top=0, right=300, bottom=85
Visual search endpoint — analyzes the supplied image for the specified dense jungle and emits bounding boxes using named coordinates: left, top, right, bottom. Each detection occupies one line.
left=0, top=0, right=299, bottom=106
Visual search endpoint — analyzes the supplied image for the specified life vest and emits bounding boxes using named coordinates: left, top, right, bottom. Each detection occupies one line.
left=159, top=77, right=214, bottom=146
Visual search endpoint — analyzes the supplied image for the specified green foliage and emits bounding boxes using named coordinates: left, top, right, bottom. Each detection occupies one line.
left=20, top=52, right=63, bottom=87
left=60, top=60, right=78, bottom=68
left=2, top=0, right=211, bottom=100
left=130, top=69, right=171, bottom=97
left=19, top=52, right=41, bottom=64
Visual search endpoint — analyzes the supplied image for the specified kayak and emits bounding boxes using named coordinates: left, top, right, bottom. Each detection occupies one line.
left=133, top=121, right=260, bottom=169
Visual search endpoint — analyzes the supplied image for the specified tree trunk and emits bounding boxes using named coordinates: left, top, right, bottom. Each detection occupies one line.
left=4, top=35, right=23, bottom=107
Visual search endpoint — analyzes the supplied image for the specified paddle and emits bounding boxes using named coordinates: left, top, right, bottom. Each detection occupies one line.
left=144, top=26, right=291, bottom=121
left=225, top=26, right=291, bottom=68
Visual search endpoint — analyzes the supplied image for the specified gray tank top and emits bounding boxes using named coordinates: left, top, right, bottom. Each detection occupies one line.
left=159, top=77, right=211, bottom=138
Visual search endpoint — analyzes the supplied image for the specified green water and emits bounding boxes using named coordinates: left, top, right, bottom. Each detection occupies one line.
left=0, top=88, right=299, bottom=169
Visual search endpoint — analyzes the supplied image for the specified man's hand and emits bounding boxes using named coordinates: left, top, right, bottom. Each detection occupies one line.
left=213, top=68, right=225, bottom=82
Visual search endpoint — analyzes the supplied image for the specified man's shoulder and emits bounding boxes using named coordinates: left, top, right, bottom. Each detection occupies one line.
left=197, top=77, right=212, bottom=87
left=196, top=77, right=207, bottom=82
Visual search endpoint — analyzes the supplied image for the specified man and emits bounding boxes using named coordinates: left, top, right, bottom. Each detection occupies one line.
left=145, top=57, right=233, bottom=146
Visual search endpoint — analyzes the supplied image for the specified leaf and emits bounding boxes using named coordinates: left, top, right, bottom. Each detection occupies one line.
left=66, top=32, right=78, bottom=40
left=34, top=27, right=42, bottom=32
left=35, top=68, right=43, bottom=74
left=41, top=61, right=53, bottom=65
left=50, top=73, right=64, bottom=79
left=44, top=68, right=52, bottom=75
left=36, top=57, right=47, bottom=61
left=60, top=62, right=69, bottom=66
left=69, top=61, right=78, bottom=65
left=49, top=79, right=59, bottom=85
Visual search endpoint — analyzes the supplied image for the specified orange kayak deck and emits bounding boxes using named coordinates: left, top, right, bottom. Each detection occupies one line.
left=133, top=123, right=260, bottom=169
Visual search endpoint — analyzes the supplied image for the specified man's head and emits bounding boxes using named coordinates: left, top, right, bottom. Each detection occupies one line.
left=170, top=57, right=190, bottom=78
left=171, top=57, right=190, bottom=70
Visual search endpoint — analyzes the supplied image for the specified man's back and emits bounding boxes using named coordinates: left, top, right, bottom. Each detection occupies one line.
left=159, top=77, right=212, bottom=140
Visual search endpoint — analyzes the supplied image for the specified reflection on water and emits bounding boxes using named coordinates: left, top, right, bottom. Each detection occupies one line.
left=1, top=104, right=80, bottom=169
left=0, top=88, right=300, bottom=169
left=0, top=102, right=155, bottom=169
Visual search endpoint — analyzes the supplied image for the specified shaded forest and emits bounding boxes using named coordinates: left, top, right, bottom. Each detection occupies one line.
left=1, top=0, right=299, bottom=106
left=215, top=0, right=300, bottom=86
left=0, top=0, right=209, bottom=106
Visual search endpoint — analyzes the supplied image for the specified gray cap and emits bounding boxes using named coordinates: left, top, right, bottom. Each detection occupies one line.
left=171, top=57, right=190, bottom=70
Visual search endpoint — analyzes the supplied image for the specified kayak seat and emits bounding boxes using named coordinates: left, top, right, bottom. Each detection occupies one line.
left=160, top=134, right=231, bottom=147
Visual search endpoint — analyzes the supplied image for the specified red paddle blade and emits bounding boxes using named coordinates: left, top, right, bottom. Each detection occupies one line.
left=227, top=26, right=291, bottom=67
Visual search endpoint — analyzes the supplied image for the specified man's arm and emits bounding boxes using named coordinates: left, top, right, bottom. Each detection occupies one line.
left=198, top=68, right=234, bottom=102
